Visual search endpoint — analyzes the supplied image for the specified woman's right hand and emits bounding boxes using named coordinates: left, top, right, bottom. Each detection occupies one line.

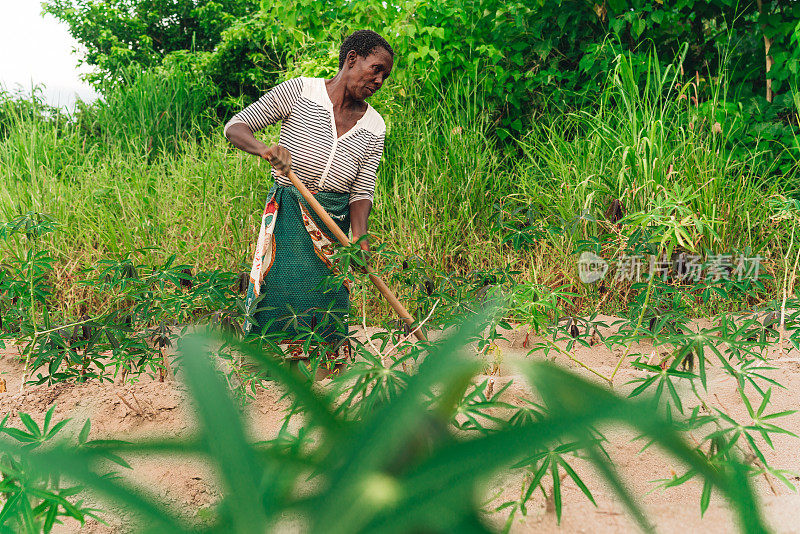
left=262, top=145, right=292, bottom=176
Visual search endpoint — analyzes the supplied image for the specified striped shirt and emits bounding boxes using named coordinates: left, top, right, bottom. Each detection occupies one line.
left=224, top=77, right=386, bottom=204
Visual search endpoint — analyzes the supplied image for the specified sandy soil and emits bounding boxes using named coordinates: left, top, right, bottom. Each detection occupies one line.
left=1, top=316, right=799, bottom=533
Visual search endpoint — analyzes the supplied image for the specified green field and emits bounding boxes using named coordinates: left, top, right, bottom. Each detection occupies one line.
left=1, top=1, right=800, bottom=532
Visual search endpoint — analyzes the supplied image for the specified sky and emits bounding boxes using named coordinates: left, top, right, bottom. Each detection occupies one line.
left=1, top=0, right=99, bottom=109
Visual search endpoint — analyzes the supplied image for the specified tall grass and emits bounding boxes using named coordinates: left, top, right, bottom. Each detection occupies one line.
left=0, top=58, right=797, bottom=319
left=516, top=53, right=783, bottom=252
left=374, top=83, right=509, bottom=271
left=0, top=72, right=269, bottom=313
left=508, top=53, right=795, bottom=312
left=91, top=67, right=218, bottom=155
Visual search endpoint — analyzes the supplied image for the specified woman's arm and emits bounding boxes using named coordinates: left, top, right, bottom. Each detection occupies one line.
left=350, top=199, right=372, bottom=253
left=223, top=77, right=302, bottom=167
left=225, top=123, right=270, bottom=157
left=349, top=132, right=384, bottom=256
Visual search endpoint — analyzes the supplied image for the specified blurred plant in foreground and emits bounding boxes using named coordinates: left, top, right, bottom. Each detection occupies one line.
left=0, top=310, right=768, bottom=533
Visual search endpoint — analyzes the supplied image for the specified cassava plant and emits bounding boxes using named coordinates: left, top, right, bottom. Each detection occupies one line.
left=0, top=404, right=128, bottom=533
left=0, top=311, right=769, bottom=533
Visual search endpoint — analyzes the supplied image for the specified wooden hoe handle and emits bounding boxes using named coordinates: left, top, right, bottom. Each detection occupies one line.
left=285, top=169, right=426, bottom=342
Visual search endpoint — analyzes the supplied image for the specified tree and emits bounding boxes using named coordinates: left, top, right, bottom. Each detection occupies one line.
left=43, top=0, right=259, bottom=85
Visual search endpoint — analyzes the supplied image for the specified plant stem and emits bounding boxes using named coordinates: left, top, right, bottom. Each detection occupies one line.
left=22, top=241, right=38, bottom=392
left=780, top=225, right=800, bottom=351
left=542, top=340, right=611, bottom=383
left=607, top=246, right=663, bottom=384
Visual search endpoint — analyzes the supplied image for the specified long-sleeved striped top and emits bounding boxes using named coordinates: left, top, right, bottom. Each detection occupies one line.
left=224, top=76, right=386, bottom=204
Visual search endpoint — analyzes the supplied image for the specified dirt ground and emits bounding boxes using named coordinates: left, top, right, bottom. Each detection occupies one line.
left=1, top=316, right=799, bottom=533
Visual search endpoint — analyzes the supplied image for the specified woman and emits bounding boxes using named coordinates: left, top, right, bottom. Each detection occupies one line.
left=225, top=30, right=394, bottom=367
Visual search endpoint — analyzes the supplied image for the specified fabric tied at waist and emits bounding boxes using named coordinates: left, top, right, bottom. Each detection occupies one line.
left=243, top=184, right=351, bottom=335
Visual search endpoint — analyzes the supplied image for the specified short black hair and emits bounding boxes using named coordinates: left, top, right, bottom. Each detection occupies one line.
left=338, top=30, right=394, bottom=69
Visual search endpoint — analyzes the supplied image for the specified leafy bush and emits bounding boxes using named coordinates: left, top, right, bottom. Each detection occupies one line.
left=42, top=0, right=259, bottom=87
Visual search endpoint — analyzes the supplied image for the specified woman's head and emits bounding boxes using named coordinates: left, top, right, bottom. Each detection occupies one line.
left=338, top=30, right=394, bottom=100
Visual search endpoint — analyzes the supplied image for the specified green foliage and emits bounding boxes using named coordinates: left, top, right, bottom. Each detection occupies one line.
left=1, top=206, right=798, bottom=530
left=0, top=405, right=128, bottom=533
left=0, top=318, right=771, bottom=533
left=43, top=0, right=800, bottom=167
left=42, top=0, right=259, bottom=86
left=0, top=214, right=245, bottom=386
left=88, top=66, right=219, bottom=156
left=723, top=92, right=800, bottom=176
left=505, top=49, right=788, bottom=260
left=191, top=11, right=285, bottom=106
left=0, top=89, right=80, bottom=184
left=0, top=55, right=796, bottom=322
left=0, top=88, right=67, bottom=140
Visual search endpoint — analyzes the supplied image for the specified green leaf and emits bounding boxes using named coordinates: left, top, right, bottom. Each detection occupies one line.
left=558, top=457, right=596, bottom=506
left=43, top=504, right=58, bottom=534
left=43, top=404, right=56, bottom=433
left=741, top=388, right=756, bottom=419
left=551, top=460, right=562, bottom=523
left=96, top=450, right=133, bottom=470
left=757, top=388, right=772, bottom=418
left=45, top=419, right=70, bottom=440
left=522, top=458, right=551, bottom=504
left=78, top=419, right=91, bottom=445
left=177, top=335, right=267, bottom=532
left=0, top=492, right=23, bottom=525
left=629, top=374, right=658, bottom=397
left=760, top=410, right=797, bottom=421
left=3, top=427, right=38, bottom=443
left=701, top=480, right=712, bottom=515
left=666, top=378, right=684, bottom=414
left=18, top=412, right=41, bottom=438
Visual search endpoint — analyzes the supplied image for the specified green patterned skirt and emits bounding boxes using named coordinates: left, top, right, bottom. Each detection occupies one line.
left=243, top=184, right=351, bottom=361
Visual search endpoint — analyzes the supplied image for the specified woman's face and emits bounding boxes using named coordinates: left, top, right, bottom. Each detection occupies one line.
left=346, top=48, right=394, bottom=101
